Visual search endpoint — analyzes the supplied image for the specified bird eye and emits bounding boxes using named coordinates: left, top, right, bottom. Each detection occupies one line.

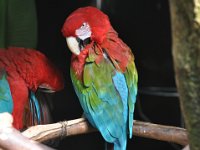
left=81, top=23, right=86, bottom=28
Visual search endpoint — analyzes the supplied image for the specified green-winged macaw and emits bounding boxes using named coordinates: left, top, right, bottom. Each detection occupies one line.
left=62, top=6, right=138, bottom=150
left=0, top=47, right=64, bottom=130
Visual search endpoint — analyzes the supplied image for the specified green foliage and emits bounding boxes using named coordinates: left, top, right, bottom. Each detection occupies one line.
left=0, top=0, right=37, bottom=49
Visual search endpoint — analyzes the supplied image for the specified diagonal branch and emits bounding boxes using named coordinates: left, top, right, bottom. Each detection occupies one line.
left=22, top=118, right=188, bottom=146
left=0, top=113, right=54, bottom=150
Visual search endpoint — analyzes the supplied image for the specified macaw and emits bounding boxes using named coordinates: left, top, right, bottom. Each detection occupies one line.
left=62, top=6, right=138, bottom=150
left=0, top=47, right=64, bottom=130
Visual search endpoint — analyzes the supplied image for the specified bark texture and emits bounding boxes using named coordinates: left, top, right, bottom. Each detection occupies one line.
left=169, top=1, right=200, bottom=150
left=22, top=118, right=188, bottom=145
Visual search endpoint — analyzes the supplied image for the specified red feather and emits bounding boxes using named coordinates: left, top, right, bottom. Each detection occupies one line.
left=71, top=48, right=89, bottom=80
left=101, top=27, right=131, bottom=72
left=0, top=47, right=64, bottom=129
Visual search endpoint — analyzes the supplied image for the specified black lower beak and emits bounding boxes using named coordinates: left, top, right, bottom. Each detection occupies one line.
left=76, top=37, right=91, bottom=50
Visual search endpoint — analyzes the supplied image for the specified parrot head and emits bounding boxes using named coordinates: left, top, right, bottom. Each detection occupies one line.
left=62, top=6, right=111, bottom=55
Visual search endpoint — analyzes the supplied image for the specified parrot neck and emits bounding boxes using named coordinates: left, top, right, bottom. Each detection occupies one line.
left=71, top=49, right=89, bottom=80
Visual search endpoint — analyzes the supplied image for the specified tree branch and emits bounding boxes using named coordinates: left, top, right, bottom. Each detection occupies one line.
left=22, top=118, right=188, bottom=146
left=169, top=1, right=200, bottom=150
left=0, top=113, right=54, bottom=150
left=0, top=127, right=54, bottom=150
left=183, top=145, right=190, bottom=150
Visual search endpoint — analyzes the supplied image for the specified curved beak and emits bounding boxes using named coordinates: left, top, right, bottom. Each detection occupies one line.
left=66, top=37, right=80, bottom=55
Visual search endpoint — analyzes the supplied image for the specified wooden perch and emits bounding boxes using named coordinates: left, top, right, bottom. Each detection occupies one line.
left=0, top=128, right=54, bottom=150
left=183, top=145, right=190, bottom=150
left=0, top=113, right=54, bottom=150
left=22, top=118, right=188, bottom=146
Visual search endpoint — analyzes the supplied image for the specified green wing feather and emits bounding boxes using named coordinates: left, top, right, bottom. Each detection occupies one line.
left=124, top=54, right=138, bottom=138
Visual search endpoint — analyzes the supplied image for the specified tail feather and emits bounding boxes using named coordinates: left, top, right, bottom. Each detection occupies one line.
left=23, top=91, right=52, bottom=128
left=105, top=142, right=114, bottom=150
left=113, top=131, right=127, bottom=150
left=30, top=91, right=41, bottom=124
left=35, top=91, right=53, bottom=124
left=104, top=129, right=127, bottom=150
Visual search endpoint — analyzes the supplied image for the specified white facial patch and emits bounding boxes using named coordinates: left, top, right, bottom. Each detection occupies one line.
left=75, top=22, right=92, bottom=40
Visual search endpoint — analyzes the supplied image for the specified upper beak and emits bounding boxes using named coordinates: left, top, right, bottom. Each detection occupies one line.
left=66, top=37, right=80, bottom=55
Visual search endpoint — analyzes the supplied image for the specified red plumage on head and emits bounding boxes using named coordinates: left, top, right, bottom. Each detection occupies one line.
left=0, top=47, right=64, bottom=129
left=62, top=6, right=111, bottom=44
left=62, top=6, right=132, bottom=79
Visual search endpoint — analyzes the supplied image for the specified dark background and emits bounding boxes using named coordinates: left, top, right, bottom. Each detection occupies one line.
left=35, top=0, right=182, bottom=149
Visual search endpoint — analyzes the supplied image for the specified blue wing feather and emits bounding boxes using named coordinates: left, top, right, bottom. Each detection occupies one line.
left=112, top=72, right=128, bottom=122
left=0, top=69, right=13, bottom=113
left=29, top=91, right=41, bottom=124
left=24, top=91, right=52, bottom=127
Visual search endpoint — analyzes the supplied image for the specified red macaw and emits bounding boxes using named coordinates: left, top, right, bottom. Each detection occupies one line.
left=62, top=7, right=138, bottom=150
left=0, top=47, right=64, bottom=130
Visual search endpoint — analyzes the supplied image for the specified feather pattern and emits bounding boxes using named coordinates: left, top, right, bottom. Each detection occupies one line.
left=0, top=69, right=13, bottom=113
left=0, top=68, right=52, bottom=129
left=29, top=91, right=41, bottom=125
left=23, top=91, right=52, bottom=127
left=71, top=45, right=137, bottom=150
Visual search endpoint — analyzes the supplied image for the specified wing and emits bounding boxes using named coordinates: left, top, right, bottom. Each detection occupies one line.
left=0, top=69, right=13, bottom=113
left=124, top=54, right=138, bottom=138
left=71, top=56, right=127, bottom=143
